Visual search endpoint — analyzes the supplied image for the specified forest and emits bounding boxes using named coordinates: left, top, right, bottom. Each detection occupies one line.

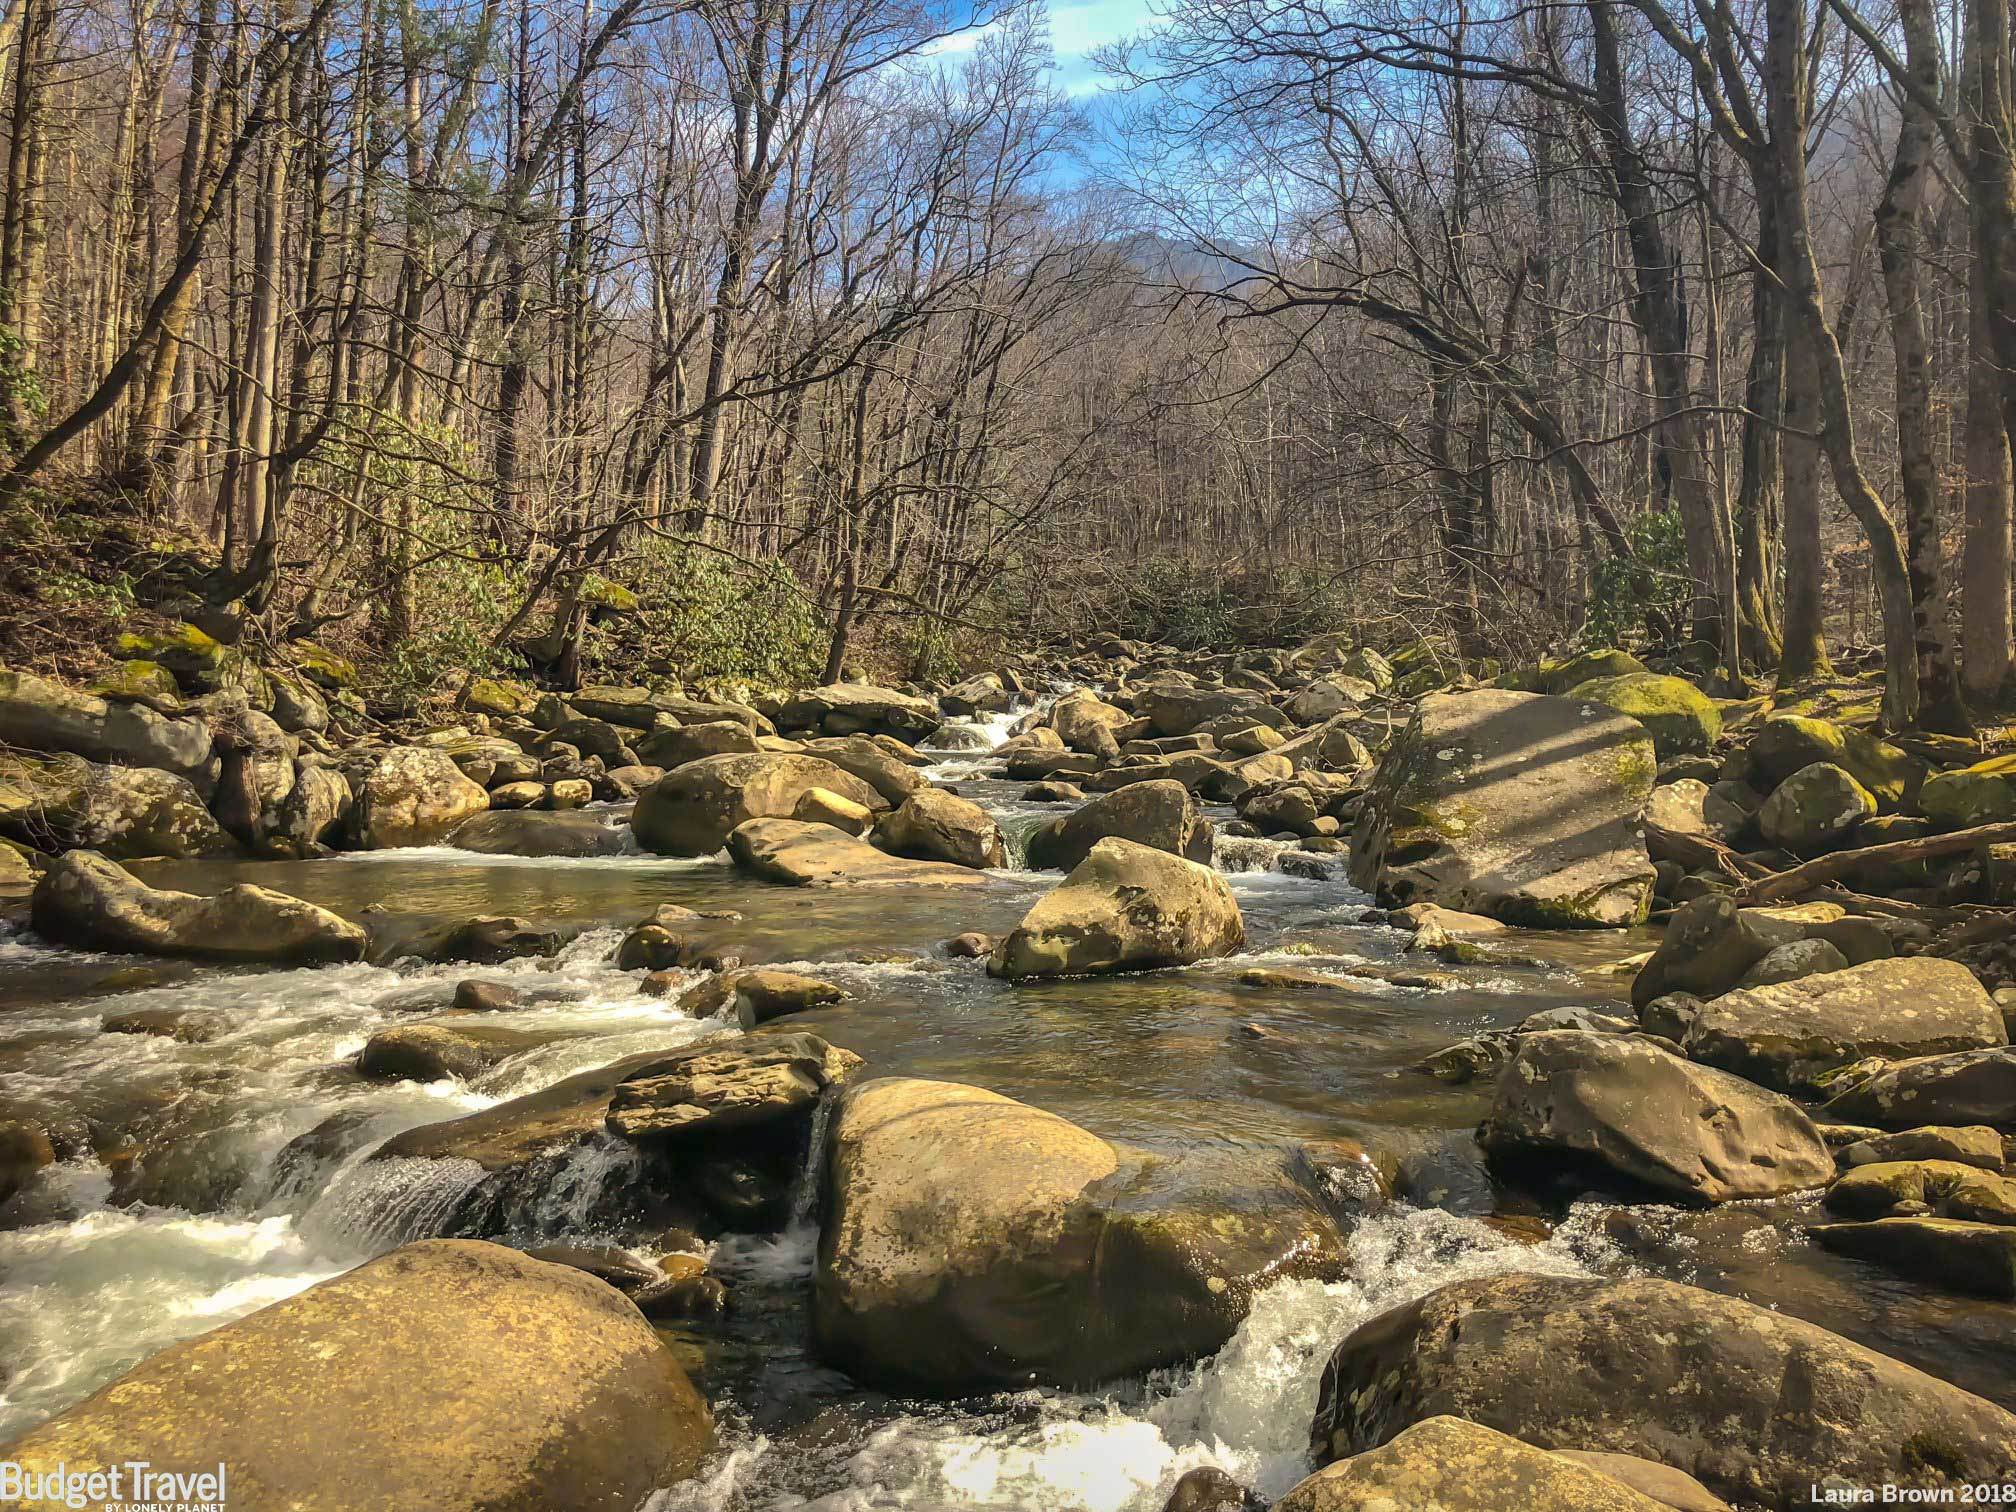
left=0, top=0, right=2009, bottom=729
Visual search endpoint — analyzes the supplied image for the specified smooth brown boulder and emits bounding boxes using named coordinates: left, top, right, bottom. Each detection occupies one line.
left=30, top=850, right=365, bottom=963
left=632, top=752, right=884, bottom=855
left=0, top=1240, right=711, bottom=1512
left=1308, top=1272, right=2016, bottom=1510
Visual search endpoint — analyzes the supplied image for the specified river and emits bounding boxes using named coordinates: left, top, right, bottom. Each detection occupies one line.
left=2, top=710, right=2011, bottom=1509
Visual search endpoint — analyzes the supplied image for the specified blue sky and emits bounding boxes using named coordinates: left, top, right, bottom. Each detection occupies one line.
left=1046, top=0, right=1162, bottom=94
left=930, top=0, right=1165, bottom=97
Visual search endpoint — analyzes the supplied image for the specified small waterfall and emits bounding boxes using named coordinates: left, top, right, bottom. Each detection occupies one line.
left=300, top=1155, right=490, bottom=1251
left=788, top=1088, right=838, bottom=1229
left=1213, top=833, right=1296, bottom=873
left=512, top=1137, right=647, bottom=1238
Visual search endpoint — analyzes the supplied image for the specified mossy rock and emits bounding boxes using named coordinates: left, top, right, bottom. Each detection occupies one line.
left=1386, top=639, right=1457, bottom=679
left=1394, top=665, right=1452, bottom=699
left=467, top=676, right=540, bottom=719
left=87, top=660, right=181, bottom=705
left=580, top=573, right=640, bottom=612
left=1337, top=646, right=1393, bottom=692
left=1919, top=768, right=2016, bottom=828
left=1542, top=648, right=1648, bottom=694
left=1567, top=672, right=1721, bottom=758
left=292, top=642, right=359, bottom=689
left=1758, top=761, right=1877, bottom=855
left=115, top=623, right=223, bottom=679
left=1748, top=714, right=1923, bottom=810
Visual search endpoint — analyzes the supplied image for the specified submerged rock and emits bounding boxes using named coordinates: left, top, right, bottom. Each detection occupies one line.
left=814, top=1076, right=1342, bottom=1392
left=1348, top=690, right=1656, bottom=927
left=1808, top=1216, right=2016, bottom=1297
left=0, top=1239, right=712, bottom=1510
left=30, top=850, right=365, bottom=963
left=989, top=836, right=1244, bottom=979
left=448, top=808, right=629, bottom=857
left=1479, top=1031, right=1833, bottom=1203
left=1307, top=1271, right=2016, bottom=1510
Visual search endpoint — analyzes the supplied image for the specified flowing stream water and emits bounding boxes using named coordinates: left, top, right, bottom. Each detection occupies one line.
left=2, top=708, right=2012, bottom=1509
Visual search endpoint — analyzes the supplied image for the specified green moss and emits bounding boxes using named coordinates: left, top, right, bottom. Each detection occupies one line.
left=87, top=659, right=179, bottom=703
left=1919, top=769, right=2016, bottom=828
left=1567, top=672, right=1721, bottom=758
left=116, top=622, right=223, bottom=673
left=292, top=643, right=359, bottom=689
left=579, top=573, right=640, bottom=612
left=1542, top=648, right=1649, bottom=693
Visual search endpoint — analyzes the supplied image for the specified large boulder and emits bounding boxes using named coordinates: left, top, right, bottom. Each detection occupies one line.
left=447, top=808, right=629, bottom=858
left=727, top=817, right=996, bottom=888
left=570, top=684, right=770, bottom=734
left=1568, top=672, right=1721, bottom=757
left=0, top=1239, right=711, bottom=1511
left=989, top=836, right=1244, bottom=979
left=1822, top=1047, right=2016, bottom=1129
left=1135, top=683, right=1285, bottom=739
left=632, top=752, right=883, bottom=855
left=30, top=851, right=365, bottom=962
left=1629, top=895, right=1841, bottom=1007
left=350, top=747, right=490, bottom=849
left=1023, top=779, right=1214, bottom=872
left=1, top=754, right=235, bottom=859
left=874, top=787, right=1005, bottom=869
left=1756, top=762, right=1875, bottom=854
left=1348, top=690, right=1657, bottom=927
left=1919, top=758, right=2016, bottom=828
left=1308, top=1272, right=2016, bottom=1510
left=800, top=735, right=929, bottom=805
left=1051, top=689, right=1131, bottom=757
left=814, top=1077, right=1342, bottom=1392
left=1479, top=1031, right=1833, bottom=1202
left=256, top=761, right=352, bottom=857
left=1682, top=958, right=2004, bottom=1094
left=1745, top=714, right=1922, bottom=809
left=0, top=666, right=218, bottom=795
left=1540, top=648, right=1649, bottom=692
left=1276, top=1417, right=1674, bottom=1512
left=635, top=719, right=762, bottom=769
left=777, top=682, right=941, bottom=742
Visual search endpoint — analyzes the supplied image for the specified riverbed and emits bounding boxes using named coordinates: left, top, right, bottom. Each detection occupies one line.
left=2, top=718, right=2011, bottom=1510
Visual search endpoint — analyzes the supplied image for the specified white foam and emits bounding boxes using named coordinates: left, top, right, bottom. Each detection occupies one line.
left=661, top=1205, right=1614, bottom=1510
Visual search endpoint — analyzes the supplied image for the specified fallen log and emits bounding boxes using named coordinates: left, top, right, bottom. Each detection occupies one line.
left=1644, top=822, right=1773, bottom=882
left=1738, top=820, right=2016, bottom=904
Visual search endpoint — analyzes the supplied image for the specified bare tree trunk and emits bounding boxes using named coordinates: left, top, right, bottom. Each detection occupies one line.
left=1767, top=0, right=1919, bottom=728
left=1877, top=0, right=1970, bottom=731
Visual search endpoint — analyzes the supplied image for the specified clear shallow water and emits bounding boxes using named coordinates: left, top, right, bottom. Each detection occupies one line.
left=1, top=712, right=2012, bottom=1505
